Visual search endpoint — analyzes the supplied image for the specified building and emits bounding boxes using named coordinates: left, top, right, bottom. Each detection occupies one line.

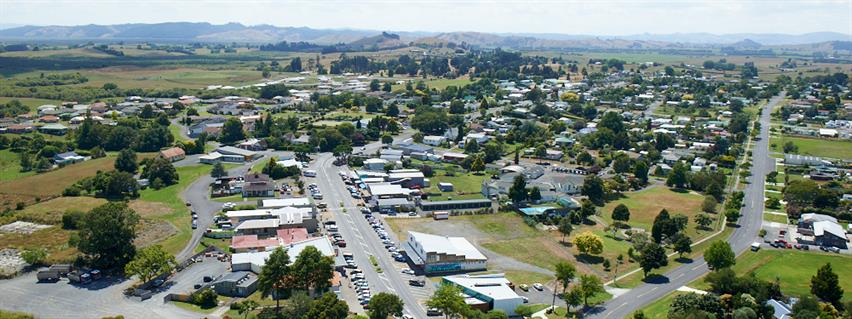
left=393, top=142, right=434, bottom=155
left=420, top=199, right=492, bottom=212
left=38, top=123, right=68, bottom=135
left=423, top=135, right=446, bottom=146
left=230, top=228, right=310, bottom=252
left=442, top=274, right=524, bottom=316
left=404, top=231, right=487, bottom=274
left=216, top=146, right=261, bottom=162
left=367, top=183, right=413, bottom=200
left=375, top=198, right=415, bottom=212
left=231, top=236, right=336, bottom=273
left=798, top=213, right=849, bottom=249
left=363, top=158, right=389, bottom=171
left=53, top=152, right=85, bottom=165
left=242, top=173, right=275, bottom=197
left=785, top=154, right=832, bottom=167
left=442, top=152, right=469, bottom=163
left=767, top=299, right=795, bottom=319
left=258, top=197, right=313, bottom=209
left=158, top=147, right=186, bottom=162
left=212, top=271, right=258, bottom=297
left=237, top=138, right=267, bottom=151
left=387, top=169, right=426, bottom=187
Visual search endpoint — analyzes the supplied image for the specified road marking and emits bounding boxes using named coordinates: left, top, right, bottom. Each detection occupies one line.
left=635, top=287, right=658, bottom=299
left=605, top=303, right=628, bottom=319
left=692, top=264, right=705, bottom=271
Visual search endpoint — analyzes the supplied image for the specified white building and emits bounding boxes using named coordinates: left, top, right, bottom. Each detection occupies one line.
left=423, top=135, right=447, bottom=146
left=258, top=197, right=313, bottom=209
left=443, top=274, right=525, bottom=316
left=404, top=231, right=487, bottom=274
left=231, top=237, right=336, bottom=273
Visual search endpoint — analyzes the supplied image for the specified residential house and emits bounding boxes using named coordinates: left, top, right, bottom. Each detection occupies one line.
left=158, top=147, right=186, bottom=162
left=242, top=173, right=275, bottom=197
left=53, top=152, right=85, bottom=165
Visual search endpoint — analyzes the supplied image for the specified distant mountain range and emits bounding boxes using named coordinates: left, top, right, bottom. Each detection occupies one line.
left=0, top=22, right=849, bottom=49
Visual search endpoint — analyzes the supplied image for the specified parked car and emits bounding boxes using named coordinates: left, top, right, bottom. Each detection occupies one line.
left=426, top=308, right=443, bottom=316
left=533, top=283, right=544, bottom=291
left=401, top=268, right=415, bottom=275
left=519, top=284, right=529, bottom=291
left=409, top=279, right=426, bottom=287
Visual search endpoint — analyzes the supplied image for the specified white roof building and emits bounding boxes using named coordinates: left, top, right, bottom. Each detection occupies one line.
left=443, top=274, right=524, bottom=316
left=259, top=197, right=313, bottom=209
left=231, top=237, right=336, bottom=273
left=405, top=231, right=487, bottom=274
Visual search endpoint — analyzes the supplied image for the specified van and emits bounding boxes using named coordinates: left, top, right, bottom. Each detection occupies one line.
left=303, top=170, right=317, bottom=177
left=750, top=242, right=761, bottom=251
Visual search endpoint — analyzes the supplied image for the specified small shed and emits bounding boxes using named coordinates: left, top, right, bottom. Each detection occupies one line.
left=438, top=182, right=454, bottom=192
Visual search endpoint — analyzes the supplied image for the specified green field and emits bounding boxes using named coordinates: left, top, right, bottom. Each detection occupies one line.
left=602, top=186, right=710, bottom=239
left=0, top=149, right=34, bottom=181
left=422, top=171, right=487, bottom=201
left=772, top=135, right=852, bottom=159
left=643, top=249, right=852, bottom=317
left=0, top=97, right=63, bottom=113
left=137, top=164, right=212, bottom=254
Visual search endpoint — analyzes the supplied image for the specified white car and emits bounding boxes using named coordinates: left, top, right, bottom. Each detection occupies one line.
left=533, top=283, right=544, bottom=291
left=401, top=268, right=415, bottom=275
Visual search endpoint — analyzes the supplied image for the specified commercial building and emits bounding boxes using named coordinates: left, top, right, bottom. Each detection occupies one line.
left=231, top=236, right=336, bottom=273
left=404, top=231, right=487, bottom=274
left=419, top=199, right=492, bottom=212
left=212, top=271, right=258, bottom=297
left=258, top=197, right=313, bottom=209
left=442, top=274, right=524, bottom=316
left=227, top=206, right=318, bottom=233
left=387, top=169, right=426, bottom=188
left=215, top=146, right=261, bottom=162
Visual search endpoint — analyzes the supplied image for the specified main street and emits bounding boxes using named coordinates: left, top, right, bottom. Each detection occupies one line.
left=310, top=150, right=430, bottom=318
left=588, top=93, right=782, bottom=318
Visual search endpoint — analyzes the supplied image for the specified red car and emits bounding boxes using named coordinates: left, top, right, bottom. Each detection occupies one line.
left=785, top=243, right=792, bottom=249
left=336, top=240, right=347, bottom=247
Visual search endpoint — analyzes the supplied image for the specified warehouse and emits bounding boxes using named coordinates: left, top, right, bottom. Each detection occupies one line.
left=404, top=231, right=487, bottom=274
left=442, top=274, right=524, bottom=316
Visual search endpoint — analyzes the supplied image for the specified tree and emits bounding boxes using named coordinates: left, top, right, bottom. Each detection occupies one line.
left=651, top=209, right=678, bottom=243
left=672, top=233, right=692, bottom=258
left=306, top=292, right=349, bottom=319
left=220, top=117, right=246, bottom=144
left=666, top=162, right=689, bottom=188
left=508, top=175, right=528, bottom=204
left=573, top=231, right=603, bottom=255
left=257, top=247, right=291, bottom=312
left=528, top=186, right=542, bottom=202
left=577, top=274, right=605, bottom=307
left=368, top=292, right=404, bottom=319
left=238, top=300, right=259, bottom=319
left=579, top=199, right=597, bottom=221
left=557, top=217, right=573, bottom=243
left=705, top=241, right=735, bottom=270
left=114, top=149, right=138, bottom=174
left=124, top=245, right=176, bottom=283
left=291, top=246, right=334, bottom=294
left=386, top=104, right=400, bottom=117
left=725, top=209, right=741, bottom=224
left=211, top=162, right=227, bottom=178
left=701, top=196, right=717, bottom=213
left=76, top=202, right=139, bottom=269
left=612, top=204, right=630, bottom=223
left=141, top=157, right=179, bottom=187
left=427, top=283, right=466, bottom=319
left=470, top=155, right=485, bottom=174
left=811, top=263, right=844, bottom=307
left=582, top=175, right=606, bottom=205
left=695, top=214, right=713, bottom=230
left=553, top=262, right=576, bottom=309
left=633, top=160, right=649, bottom=184
left=638, top=242, right=668, bottom=277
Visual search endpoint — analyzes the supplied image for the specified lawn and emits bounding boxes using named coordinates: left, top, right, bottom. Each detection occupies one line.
left=640, top=291, right=686, bottom=319
left=0, top=149, right=34, bottom=181
left=15, top=197, right=107, bottom=224
left=0, top=97, right=63, bottom=114
left=693, top=249, right=852, bottom=301
left=601, top=186, right=709, bottom=239
left=137, top=164, right=213, bottom=255
left=0, top=155, right=119, bottom=209
left=391, top=77, right=473, bottom=91
left=422, top=171, right=487, bottom=201
left=773, top=136, right=852, bottom=159
left=763, top=212, right=788, bottom=224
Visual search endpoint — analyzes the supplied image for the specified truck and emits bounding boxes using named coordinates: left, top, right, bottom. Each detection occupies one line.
left=68, top=271, right=91, bottom=284
left=36, top=270, right=60, bottom=282
left=433, top=211, right=449, bottom=220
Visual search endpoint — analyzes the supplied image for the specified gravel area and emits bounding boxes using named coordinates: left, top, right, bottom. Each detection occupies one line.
left=0, top=249, right=26, bottom=277
left=0, top=221, right=52, bottom=234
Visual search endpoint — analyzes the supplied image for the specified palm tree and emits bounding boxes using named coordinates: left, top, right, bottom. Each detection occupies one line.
left=552, top=262, right=576, bottom=310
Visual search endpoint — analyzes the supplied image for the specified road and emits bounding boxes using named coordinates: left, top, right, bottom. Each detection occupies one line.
left=587, top=93, right=782, bottom=318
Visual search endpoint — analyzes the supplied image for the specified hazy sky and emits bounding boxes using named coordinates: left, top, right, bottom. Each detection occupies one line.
left=2, top=0, right=851, bottom=35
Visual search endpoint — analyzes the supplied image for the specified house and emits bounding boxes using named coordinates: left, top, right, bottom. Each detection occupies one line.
left=4, top=124, right=33, bottom=134
left=404, top=231, right=487, bottom=274
left=212, top=271, right=258, bottom=297
left=387, top=169, right=426, bottom=188
left=442, top=152, right=469, bottom=163
left=379, top=149, right=404, bottom=162
left=53, top=152, right=85, bottom=165
left=216, top=146, right=261, bottom=162
left=767, top=299, right=794, bottom=319
left=363, top=158, right=389, bottom=171
left=158, top=147, right=186, bottom=162
left=242, top=173, right=275, bottom=197
left=442, top=274, right=524, bottom=316
left=393, top=143, right=434, bottom=156
left=237, top=138, right=267, bottom=151
left=423, top=135, right=446, bottom=146
left=199, top=152, right=225, bottom=164
left=38, top=115, right=60, bottom=123
left=798, top=214, right=849, bottom=249
left=38, top=123, right=68, bottom=135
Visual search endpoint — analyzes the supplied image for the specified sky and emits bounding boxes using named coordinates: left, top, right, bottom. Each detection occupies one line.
left=2, top=0, right=851, bottom=35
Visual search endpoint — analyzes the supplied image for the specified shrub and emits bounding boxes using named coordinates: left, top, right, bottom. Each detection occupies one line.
left=20, top=248, right=47, bottom=265
left=191, top=288, right=218, bottom=308
left=61, top=210, right=86, bottom=230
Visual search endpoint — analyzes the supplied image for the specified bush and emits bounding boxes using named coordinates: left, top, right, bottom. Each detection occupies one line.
left=758, top=229, right=767, bottom=237
left=191, top=288, right=218, bottom=308
left=61, top=210, right=86, bottom=230
left=20, top=248, right=47, bottom=265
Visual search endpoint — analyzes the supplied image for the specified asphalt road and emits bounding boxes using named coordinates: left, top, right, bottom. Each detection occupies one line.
left=587, top=93, right=782, bottom=318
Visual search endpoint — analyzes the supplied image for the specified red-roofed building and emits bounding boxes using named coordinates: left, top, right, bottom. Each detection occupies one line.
left=230, top=235, right=279, bottom=253
left=277, top=228, right=309, bottom=244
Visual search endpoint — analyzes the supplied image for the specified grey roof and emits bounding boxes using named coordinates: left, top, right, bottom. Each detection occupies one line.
left=421, top=199, right=492, bottom=206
